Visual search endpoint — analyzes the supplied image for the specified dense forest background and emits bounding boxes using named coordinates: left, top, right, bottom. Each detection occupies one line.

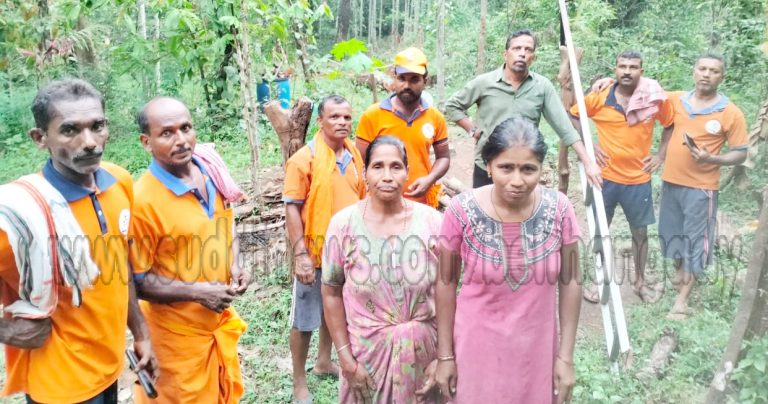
left=1, top=1, right=768, bottom=403
left=1, top=0, right=766, bottom=182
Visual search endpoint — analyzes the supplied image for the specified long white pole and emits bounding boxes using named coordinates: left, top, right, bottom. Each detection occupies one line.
left=557, top=0, right=631, bottom=361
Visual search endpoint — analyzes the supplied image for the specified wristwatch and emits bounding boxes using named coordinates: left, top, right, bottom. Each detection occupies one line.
left=468, top=127, right=481, bottom=139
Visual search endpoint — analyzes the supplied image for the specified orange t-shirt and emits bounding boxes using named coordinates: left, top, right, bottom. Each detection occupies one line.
left=128, top=159, right=246, bottom=403
left=662, top=91, right=748, bottom=190
left=1, top=161, right=132, bottom=403
left=570, top=85, right=674, bottom=184
left=129, top=159, right=236, bottom=330
left=356, top=96, right=449, bottom=203
left=282, top=140, right=364, bottom=267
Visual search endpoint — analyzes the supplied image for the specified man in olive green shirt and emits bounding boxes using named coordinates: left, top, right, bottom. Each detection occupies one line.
left=445, top=29, right=602, bottom=189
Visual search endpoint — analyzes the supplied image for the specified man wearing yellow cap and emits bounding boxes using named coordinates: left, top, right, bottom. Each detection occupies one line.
left=356, top=47, right=450, bottom=208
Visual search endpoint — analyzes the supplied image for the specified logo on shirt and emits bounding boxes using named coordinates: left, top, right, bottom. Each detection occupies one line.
left=422, top=123, right=435, bottom=140
left=705, top=120, right=722, bottom=135
left=119, top=209, right=130, bottom=235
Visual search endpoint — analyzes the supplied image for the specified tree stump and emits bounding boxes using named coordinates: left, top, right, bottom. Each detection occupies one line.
left=263, top=97, right=314, bottom=163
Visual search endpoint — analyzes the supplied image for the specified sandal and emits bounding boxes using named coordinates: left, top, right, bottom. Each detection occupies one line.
left=583, top=285, right=600, bottom=304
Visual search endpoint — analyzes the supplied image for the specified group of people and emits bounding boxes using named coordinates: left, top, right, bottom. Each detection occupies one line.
left=285, top=29, right=748, bottom=404
left=0, top=26, right=749, bottom=404
left=0, top=83, right=250, bottom=403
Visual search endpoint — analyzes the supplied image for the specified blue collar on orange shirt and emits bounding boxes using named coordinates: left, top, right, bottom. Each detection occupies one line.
left=681, top=91, right=729, bottom=117
left=380, top=94, right=429, bottom=125
left=149, top=156, right=217, bottom=218
left=42, top=158, right=116, bottom=202
left=308, top=138, right=353, bottom=175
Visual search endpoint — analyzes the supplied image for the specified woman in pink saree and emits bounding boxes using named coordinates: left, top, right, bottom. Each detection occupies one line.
left=435, top=117, right=582, bottom=404
left=322, top=136, right=443, bottom=403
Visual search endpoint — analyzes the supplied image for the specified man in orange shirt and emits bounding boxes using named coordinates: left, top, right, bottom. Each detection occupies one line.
left=283, top=95, right=366, bottom=403
left=0, top=79, right=157, bottom=403
left=356, top=47, right=450, bottom=207
left=130, top=97, right=251, bottom=403
left=658, top=54, right=748, bottom=320
left=570, top=51, right=675, bottom=302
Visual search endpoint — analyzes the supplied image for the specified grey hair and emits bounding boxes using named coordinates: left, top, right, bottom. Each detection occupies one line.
left=31, top=78, right=104, bottom=130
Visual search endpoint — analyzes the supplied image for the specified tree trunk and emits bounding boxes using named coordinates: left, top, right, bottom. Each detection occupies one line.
left=413, top=0, right=422, bottom=45
left=337, top=0, right=351, bottom=41
left=154, top=13, right=161, bottom=92
left=233, top=2, right=261, bottom=194
left=367, top=0, right=376, bottom=45
left=476, top=0, right=487, bottom=75
left=264, top=98, right=314, bottom=163
left=391, top=0, right=399, bottom=45
left=402, top=0, right=410, bottom=39
left=138, top=0, right=148, bottom=96
left=138, top=0, right=147, bottom=39
left=378, top=0, right=384, bottom=40
left=436, top=0, right=446, bottom=109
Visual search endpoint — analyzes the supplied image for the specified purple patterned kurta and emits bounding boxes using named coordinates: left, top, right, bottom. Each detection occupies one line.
left=323, top=202, right=443, bottom=403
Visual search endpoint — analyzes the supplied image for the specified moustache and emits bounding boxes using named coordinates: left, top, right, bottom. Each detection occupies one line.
left=172, top=148, right=192, bottom=156
left=74, top=151, right=103, bottom=161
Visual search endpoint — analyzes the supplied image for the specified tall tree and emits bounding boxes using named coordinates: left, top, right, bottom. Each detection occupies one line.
left=476, top=0, right=487, bottom=74
left=378, top=0, right=384, bottom=40
left=337, top=0, right=351, bottom=41
left=436, top=0, right=446, bottom=109
left=138, top=0, right=148, bottom=95
left=368, top=0, right=377, bottom=45
left=391, top=0, right=399, bottom=44
left=403, top=0, right=410, bottom=39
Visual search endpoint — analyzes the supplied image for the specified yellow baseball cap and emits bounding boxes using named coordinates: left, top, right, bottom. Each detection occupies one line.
left=394, top=47, right=428, bottom=75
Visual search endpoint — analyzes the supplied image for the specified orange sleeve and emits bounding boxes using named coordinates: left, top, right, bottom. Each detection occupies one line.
left=569, top=91, right=599, bottom=118
left=355, top=109, right=377, bottom=143
left=656, top=98, right=675, bottom=128
left=283, top=150, right=311, bottom=203
left=433, top=110, right=449, bottom=143
left=726, top=107, right=749, bottom=148
left=0, top=230, right=18, bottom=288
left=128, top=211, right=158, bottom=275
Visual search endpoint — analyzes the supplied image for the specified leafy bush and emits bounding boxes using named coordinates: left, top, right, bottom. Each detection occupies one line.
left=731, top=335, right=768, bottom=403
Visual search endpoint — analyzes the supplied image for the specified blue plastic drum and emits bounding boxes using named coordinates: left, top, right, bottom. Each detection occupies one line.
left=275, top=77, right=291, bottom=109
left=256, top=81, right=270, bottom=105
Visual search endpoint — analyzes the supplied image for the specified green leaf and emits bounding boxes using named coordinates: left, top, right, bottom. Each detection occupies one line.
left=754, top=356, right=766, bottom=373
left=329, top=38, right=368, bottom=61
left=342, top=52, right=372, bottom=73
left=218, top=15, right=239, bottom=29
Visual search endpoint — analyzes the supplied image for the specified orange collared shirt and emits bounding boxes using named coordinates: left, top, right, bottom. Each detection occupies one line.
left=662, top=91, right=748, bottom=190
left=570, top=85, right=674, bottom=184
left=357, top=96, right=449, bottom=203
left=1, top=161, right=132, bottom=403
left=129, top=158, right=236, bottom=330
left=282, top=140, right=364, bottom=267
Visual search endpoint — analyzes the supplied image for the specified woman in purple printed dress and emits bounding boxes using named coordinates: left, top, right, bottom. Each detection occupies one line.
left=435, top=117, right=582, bottom=404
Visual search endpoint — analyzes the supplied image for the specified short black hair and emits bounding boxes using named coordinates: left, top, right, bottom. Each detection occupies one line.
left=481, top=116, right=548, bottom=164
left=31, top=78, right=104, bottom=131
left=696, top=52, right=726, bottom=71
left=364, top=135, right=408, bottom=169
left=317, top=95, right=349, bottom=118
left=616, top=50, right=643, bottom=67
left=505, top=29, right=537, bottom=51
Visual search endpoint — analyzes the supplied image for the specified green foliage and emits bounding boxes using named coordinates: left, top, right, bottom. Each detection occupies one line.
left=731, top=335, right=768, bottom=403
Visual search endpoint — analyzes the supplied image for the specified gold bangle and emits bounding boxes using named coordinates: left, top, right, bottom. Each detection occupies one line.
left=437, top=355, right=455, bottom=362
left=336, top=343, right=351, bottom=354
